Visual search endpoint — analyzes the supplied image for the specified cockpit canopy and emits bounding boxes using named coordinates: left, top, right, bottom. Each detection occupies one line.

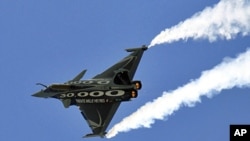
left=49, top=84, right=72, bottom=90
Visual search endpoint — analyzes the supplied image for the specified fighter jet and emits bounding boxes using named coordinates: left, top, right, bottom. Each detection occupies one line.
left=32, top=45, right=147, bottom=138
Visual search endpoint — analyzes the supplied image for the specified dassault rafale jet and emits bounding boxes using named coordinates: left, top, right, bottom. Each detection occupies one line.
left=32, top=45, right=147, bottom=138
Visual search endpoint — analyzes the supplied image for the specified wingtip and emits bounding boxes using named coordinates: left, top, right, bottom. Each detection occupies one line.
left=125, top=45, right=148, bottom=52
left=141, top=45, right=148, bottom=50
left=83, top=132, right=106, bottom=138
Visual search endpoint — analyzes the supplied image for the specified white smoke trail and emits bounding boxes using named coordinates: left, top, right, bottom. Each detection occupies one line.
left=149, top=0, right=250, bottom=47
left=106, top=48, right=250, bottom=138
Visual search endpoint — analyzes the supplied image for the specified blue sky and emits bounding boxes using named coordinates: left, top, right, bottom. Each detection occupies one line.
left=1, top=0, right=250, bottom=141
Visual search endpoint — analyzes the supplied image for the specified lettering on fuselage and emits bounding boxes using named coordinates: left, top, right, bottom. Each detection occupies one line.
left=59, top=90, right=125, bottom=98
left=76, top=99, right=106, bottom=103
left=65, top=80, right=110, bottom=85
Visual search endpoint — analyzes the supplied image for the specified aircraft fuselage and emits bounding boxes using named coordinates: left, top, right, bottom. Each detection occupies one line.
left=35, top=79, right=141, bottom=106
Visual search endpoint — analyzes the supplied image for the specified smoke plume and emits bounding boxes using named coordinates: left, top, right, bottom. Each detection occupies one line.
left=105, top=0, right=250, bottom=138
left=149, top=0, right=250, bottom=47
left=106, top=48, right=250, bottom=138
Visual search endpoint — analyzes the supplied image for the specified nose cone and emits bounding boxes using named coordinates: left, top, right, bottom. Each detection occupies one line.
left=32, top=91, right=48, bottom=98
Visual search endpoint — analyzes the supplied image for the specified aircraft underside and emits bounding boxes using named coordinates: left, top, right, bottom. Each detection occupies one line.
left=32, top=46, right=147, bottom=138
